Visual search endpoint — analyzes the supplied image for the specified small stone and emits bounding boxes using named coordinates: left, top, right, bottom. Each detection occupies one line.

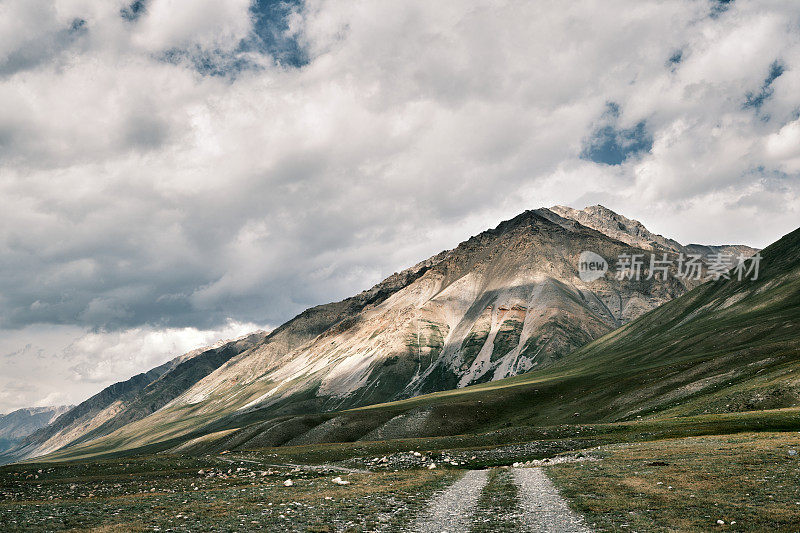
left=428, top=463, right=437, bottom=469
left=284, top=479, right=293, bottom=487
left=716, top=519, right=725, bottom=525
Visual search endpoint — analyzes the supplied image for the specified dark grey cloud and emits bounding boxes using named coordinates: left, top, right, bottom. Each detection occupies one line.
left=0, top=4, right=88, bottom=78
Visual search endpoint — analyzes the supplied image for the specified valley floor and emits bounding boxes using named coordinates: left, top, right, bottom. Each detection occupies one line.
left=1, top=430, right=799, bottom=532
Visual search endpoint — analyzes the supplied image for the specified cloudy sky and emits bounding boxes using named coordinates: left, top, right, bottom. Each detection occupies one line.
left=1, top=0, right=799, bottom=412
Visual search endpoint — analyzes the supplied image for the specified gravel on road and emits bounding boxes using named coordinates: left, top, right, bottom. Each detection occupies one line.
left=513, top=467, right=591, bottom=533
left=411, top=469, right=489, bottom=533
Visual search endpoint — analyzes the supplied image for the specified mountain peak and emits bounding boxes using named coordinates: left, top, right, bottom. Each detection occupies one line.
left=550, top=205, right=759, bottom=259
left=551, top=204, right=685, bottom=252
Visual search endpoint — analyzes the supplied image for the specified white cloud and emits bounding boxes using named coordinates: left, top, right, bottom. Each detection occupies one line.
left=0, top=320, right=266, bottom=411
left=133, top=0, right=253, bottom=52
left=63, top=319, right=262, bottom=383
left=765, top=118, right=800, bottom=173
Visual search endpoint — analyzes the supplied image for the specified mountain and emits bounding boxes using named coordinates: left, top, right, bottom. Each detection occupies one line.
left=21, top=205, right=761, bottom=463
left=168, top=208, right=685, bottom=418
left=166, top=224, right=793, bottom=452
left=0, top=406, right=72, bottom=454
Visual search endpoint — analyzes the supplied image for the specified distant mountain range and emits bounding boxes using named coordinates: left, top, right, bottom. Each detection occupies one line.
left=0, top=332, right=267, bottom=464
left=0, top=406, right=73, bottom=454
left=0, top=205, right=764, bottom=464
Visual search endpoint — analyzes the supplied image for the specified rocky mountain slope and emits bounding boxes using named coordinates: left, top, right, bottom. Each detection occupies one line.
left=23, top=205, right=759, bottom=462
left=0, top=406, right=72, bottom=454
left=138, top=223, right=797, bottom=455
left=176, top=207, right=688, bottom=416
